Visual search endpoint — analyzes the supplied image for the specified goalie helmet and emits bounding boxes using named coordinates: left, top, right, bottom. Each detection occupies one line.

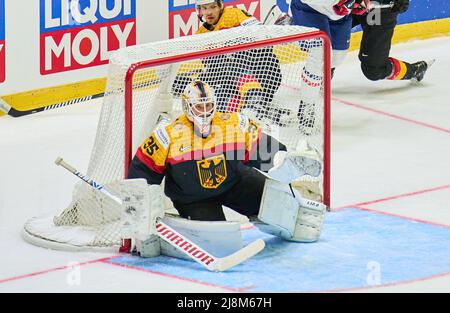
left=182, top=80, right=216, bottom=137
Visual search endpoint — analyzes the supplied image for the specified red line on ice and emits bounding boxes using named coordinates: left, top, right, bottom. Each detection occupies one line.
left=354, top=206, right=450, bottom=229
left=333, top=97, right=450, bottom=134
left=100, top=260, right=254, bottom=292
left=0, top=256, right=117, bottom=284
left=322, top=270, right=450, bottom=293
left=333, top=184, right=450, bottom=210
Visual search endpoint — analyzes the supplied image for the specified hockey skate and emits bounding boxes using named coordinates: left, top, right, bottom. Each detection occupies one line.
left=411, top=59, right=435, bottom=83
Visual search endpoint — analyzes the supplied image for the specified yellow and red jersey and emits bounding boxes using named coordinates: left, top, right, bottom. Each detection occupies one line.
left=196, top=7, right=260, bottom=34
left=128, top=112, right=286, bottom=204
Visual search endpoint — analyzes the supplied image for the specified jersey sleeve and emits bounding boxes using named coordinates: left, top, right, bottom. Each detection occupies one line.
left=127, top=125, right=171, bottom=185
left=238, top=113, right=262, bottom=164
left=235, top=9, right=261, bottom=26
left=239, top=113, right=287, bottom=171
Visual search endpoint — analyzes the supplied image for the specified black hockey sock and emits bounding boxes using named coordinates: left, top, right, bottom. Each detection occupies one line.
left=387, top=58, right=428, bottom=81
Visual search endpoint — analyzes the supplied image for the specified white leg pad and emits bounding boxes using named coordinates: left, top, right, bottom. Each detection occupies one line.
left=159, top=215, right=244, bottom=260
left=292, top=198, right=326, bottom=242
left=256, top=179, right=326, bottom=242
left=256, top=179, right=300, bottom=239
left=134, top=235, right=161, bottom=258
left=120, top=181, right=165, bottom=240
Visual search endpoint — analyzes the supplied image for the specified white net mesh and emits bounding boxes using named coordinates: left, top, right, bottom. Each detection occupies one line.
left=23, top=25, right=329, bottom=250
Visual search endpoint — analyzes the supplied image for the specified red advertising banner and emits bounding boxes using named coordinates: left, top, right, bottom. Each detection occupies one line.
left=0, top=0, right=5, bottom=83
left=40, top=0, right=136, bottom=75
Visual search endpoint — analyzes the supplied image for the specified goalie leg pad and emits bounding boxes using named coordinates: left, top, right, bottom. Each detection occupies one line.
left=119, top=181, right=165, bottom=240
left=256, top=179, right=300, bottom=239
left=133, top=234, right=161, bottom=258
left=159, top=215, right=244, bottom=260
left=291, top=198, right=326, bottom=242
left=256, top=179, right=326, bottom=242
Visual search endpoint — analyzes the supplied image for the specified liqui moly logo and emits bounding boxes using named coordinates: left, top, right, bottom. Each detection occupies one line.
left=169, top=0, right=261, bottom=39
left=40, top=0, right=136, bottom=75
left=0, top=0, right=5, bottom=83
left=156, top=223, right=216, bottom=265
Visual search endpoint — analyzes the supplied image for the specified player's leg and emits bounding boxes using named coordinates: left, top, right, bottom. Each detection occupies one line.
left=255, top=179, right=327, bottom=242
left=358, top=10, right=398, bottom=80
left=291, top=1, right=332, bottom=38
left=220, top=165, right=326, bottom=243
left=291, top=3, right=331, bottom=133
left=352, top=12, right=363, bottom=28
left=135, top=194, right=244, bottom=258
left=329, top=14, right=353, bottom=73
left=220, top=166, right=267, bottom=217
left=254, top=47, right=282, bottom=104
left=173, top=199, right=226, bottom=221
left=359, top=10, right=431, bottom=82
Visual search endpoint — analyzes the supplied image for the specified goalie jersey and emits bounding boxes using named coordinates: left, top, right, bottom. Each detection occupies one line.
left=128, top=112, right=286, bottom=204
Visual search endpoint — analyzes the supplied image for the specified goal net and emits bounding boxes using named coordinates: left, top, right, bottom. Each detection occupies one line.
left=23, top=25, right=331, bottom=252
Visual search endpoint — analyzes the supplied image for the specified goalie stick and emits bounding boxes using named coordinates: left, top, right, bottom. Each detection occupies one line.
left=55, top=157, right=265, bottom=272
left=0, top=93, right=104, bottom=117
left=0, top=67, right=202, bottom=118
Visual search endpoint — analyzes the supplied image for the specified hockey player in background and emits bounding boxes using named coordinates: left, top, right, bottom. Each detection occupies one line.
left=128, top=80, right=326, bottom=252
left=290, top=0, right=371, bottom=76
left=175, top=0, right=283, bottom=116
left=353, top=0, right=433, bottom=82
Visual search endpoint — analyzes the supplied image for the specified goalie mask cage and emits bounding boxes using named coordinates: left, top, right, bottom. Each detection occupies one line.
left=23, top=25, right=331, bottom=252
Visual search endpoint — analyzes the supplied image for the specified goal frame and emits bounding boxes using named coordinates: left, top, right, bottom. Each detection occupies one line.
left=124, top=30, right=332, bottom=206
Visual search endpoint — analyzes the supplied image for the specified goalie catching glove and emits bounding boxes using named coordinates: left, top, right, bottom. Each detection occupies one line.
left=265, top=149, right=322, bottom=184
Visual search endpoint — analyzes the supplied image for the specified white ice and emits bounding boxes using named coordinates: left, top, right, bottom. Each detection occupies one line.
left=0, top=36, right=449, bottom=292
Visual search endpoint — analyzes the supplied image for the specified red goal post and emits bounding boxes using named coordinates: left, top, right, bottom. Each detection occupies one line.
left=124, top=30, right=331, bottom=206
